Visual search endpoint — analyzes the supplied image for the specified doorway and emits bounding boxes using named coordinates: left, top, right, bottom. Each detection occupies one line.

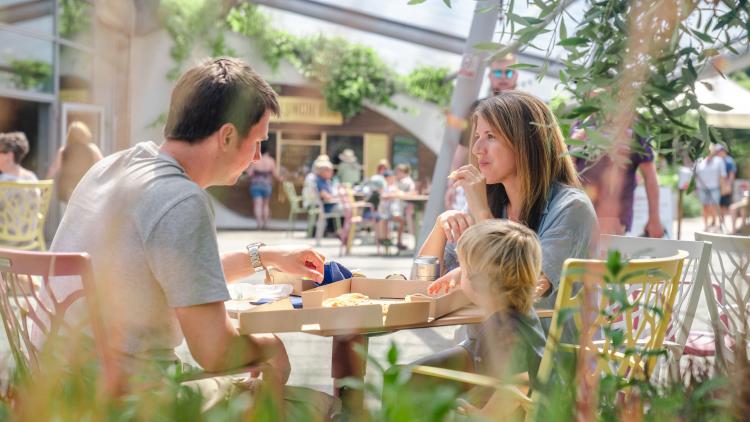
left=61, top=103, right=105, bottom=153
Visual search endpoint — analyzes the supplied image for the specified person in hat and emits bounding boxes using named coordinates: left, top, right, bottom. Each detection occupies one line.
left=337, top=148, right=362, bottom=186
left=302, top=154, right=331, bottom=209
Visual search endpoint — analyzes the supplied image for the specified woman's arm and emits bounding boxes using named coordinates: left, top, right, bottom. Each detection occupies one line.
left=419, top=222, right=448, bottom=266
left=45, top=148, right=63, bottom=179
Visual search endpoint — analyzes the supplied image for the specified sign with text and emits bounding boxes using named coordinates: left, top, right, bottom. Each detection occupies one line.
left=272, top=96, right=343, bottom=125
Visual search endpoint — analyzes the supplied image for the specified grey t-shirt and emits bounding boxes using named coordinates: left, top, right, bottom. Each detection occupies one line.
left=48, top=141, right=230, bottom=367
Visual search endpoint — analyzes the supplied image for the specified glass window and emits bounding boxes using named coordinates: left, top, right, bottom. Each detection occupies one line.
left=59, top=45, right=93, bottom=102
left=0, top=30, right=54, bottom=93
left=0, top=0, right=55, bottom=35
left=392, top=135, right=419, bottom=178
left=57, top=0, right=93, bottom=45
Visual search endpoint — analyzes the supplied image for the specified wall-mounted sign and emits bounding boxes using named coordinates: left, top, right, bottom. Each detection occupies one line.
left=272, top=96, right=343, bottom=125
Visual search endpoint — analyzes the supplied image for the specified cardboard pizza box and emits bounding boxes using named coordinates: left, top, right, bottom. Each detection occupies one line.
left=265, top=268, right=317, bottom=295
left=302, top=278, right=472, bottom=320
left=235, top=295, right=430, bottom=334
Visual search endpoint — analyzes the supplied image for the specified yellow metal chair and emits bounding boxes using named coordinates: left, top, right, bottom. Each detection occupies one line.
left=412, top=251, right=687, bottom=420
left=0, top=180, right=53, bottom=251
left=537, top=250, right=687, bottom=382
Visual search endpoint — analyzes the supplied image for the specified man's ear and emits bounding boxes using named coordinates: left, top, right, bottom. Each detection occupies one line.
left=217, top=123, right=236, bottom=150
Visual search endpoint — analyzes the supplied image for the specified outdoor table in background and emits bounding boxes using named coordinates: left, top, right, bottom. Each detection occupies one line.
left=400, top=193, right=429, bottom=243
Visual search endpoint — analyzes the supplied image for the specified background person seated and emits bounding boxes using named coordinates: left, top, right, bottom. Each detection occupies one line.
left=0, top=132, right=37, bottom=182
left=377, top=169, right=408, bottom=250
left=395, top=163, right=417, bottom=244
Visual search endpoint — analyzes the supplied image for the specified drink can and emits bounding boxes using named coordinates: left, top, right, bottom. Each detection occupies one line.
left=410, top=256, right=440, bottom=281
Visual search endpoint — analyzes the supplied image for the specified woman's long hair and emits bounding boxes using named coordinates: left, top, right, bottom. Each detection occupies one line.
left=471, top=91, right=580, bottom=231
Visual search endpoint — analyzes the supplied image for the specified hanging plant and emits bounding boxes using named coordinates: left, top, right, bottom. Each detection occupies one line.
left=162, top=1, right=453, bottom=119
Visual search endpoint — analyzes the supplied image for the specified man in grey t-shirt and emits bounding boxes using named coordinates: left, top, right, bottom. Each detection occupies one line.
left=48, top=58, right=331, bottom=412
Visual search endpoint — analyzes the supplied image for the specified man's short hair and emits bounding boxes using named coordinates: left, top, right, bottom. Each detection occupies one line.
left=164, top=57, right=280, bottom=143
left=0, top=132, right=30, bottom=164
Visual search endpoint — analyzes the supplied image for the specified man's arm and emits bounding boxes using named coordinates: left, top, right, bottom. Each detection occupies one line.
left=638, top=161, right=664, bottom=237
left=175, top=302, right=290, bottom=382
left=221, top=245, right=325, bottom=283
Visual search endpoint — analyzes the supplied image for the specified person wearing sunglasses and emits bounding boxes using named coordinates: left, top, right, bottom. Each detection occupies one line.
left=446, top=54, right=519, bottom=210
left=488, top=56, right=519, bottom=95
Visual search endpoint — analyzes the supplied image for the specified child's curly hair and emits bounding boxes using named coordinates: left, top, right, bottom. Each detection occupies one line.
left=456, top=220, right=542, bottom=313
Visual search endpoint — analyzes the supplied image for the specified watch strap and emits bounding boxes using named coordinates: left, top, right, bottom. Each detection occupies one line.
left=246, top=242, right=265, bottom=272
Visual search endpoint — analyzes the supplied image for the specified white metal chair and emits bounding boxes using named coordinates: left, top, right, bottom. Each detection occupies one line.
left=694, top=232, right=750, bottom=368
left=598, top=235, right=719, bottom=378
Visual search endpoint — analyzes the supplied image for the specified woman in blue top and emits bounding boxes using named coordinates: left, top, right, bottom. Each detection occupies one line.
left=422, top=91, right=597, bottom=311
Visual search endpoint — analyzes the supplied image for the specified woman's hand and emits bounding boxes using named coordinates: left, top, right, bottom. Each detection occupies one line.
left=533, top=274, right=552, bottom=300
left=452, top=165, right=491, bottom=221
left=438, top=210, right=474, bottom=243
left=428, top=268, right=460, bottom=295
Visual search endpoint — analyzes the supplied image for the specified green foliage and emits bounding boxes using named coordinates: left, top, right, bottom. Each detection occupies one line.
left=323, top=43, right=397, bottom=118
left=163, top=1, right=450, bottom=119
left=58, top=0, right=92, bottom=40
left=400, top=66, right=454, bottom=106
left=489, top=0, right=750, bottom=165
left=340, top=341, right=462, bottom=421
left=9, top=60, right=52, bottom=91
left=158, top=0, right=234, bottom=80
left=226, top=3, right=398, bottom=119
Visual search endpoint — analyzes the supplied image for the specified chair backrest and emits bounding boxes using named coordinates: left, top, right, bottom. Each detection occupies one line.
left=598, top=235, right=716, bottom=352
left=694, top=232, right=750, bottom=363
left=0, top=180, right=54, bottom=251
left=0, top=248, right=116, bottom=391
left=537, top=250, right=687, bottom=386
left=281, top=181, right=304, bottom=212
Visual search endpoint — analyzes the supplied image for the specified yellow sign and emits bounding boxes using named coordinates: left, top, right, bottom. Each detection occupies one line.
left=272, top=96, right=343, bottom=125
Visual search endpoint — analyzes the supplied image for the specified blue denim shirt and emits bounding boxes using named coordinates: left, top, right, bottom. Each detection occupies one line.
left=444, top=182, right=597, bottom=310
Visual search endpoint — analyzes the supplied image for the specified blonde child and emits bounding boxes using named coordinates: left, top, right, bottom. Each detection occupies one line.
left=418, top=220, right=546, bottom=415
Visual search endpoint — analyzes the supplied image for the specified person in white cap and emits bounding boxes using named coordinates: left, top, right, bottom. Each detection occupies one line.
left=336, top=148, right=362, bottom=185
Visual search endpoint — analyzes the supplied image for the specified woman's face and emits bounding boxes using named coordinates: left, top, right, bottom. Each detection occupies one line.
left=471, top=115, right=517, bottom=185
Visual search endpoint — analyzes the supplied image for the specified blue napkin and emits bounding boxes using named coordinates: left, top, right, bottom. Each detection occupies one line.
left=318, top=261, right=353, bottom=286
left=251, top=296, right=304, bottom=309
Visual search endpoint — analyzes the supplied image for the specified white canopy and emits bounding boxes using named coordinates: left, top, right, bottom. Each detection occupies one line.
left=696, top=76, right=750, bottom=129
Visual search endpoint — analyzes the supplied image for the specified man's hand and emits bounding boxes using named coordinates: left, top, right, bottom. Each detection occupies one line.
left=260, top=245, right=325, bottom=282
left=644, top=219, right=664, bottom=238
